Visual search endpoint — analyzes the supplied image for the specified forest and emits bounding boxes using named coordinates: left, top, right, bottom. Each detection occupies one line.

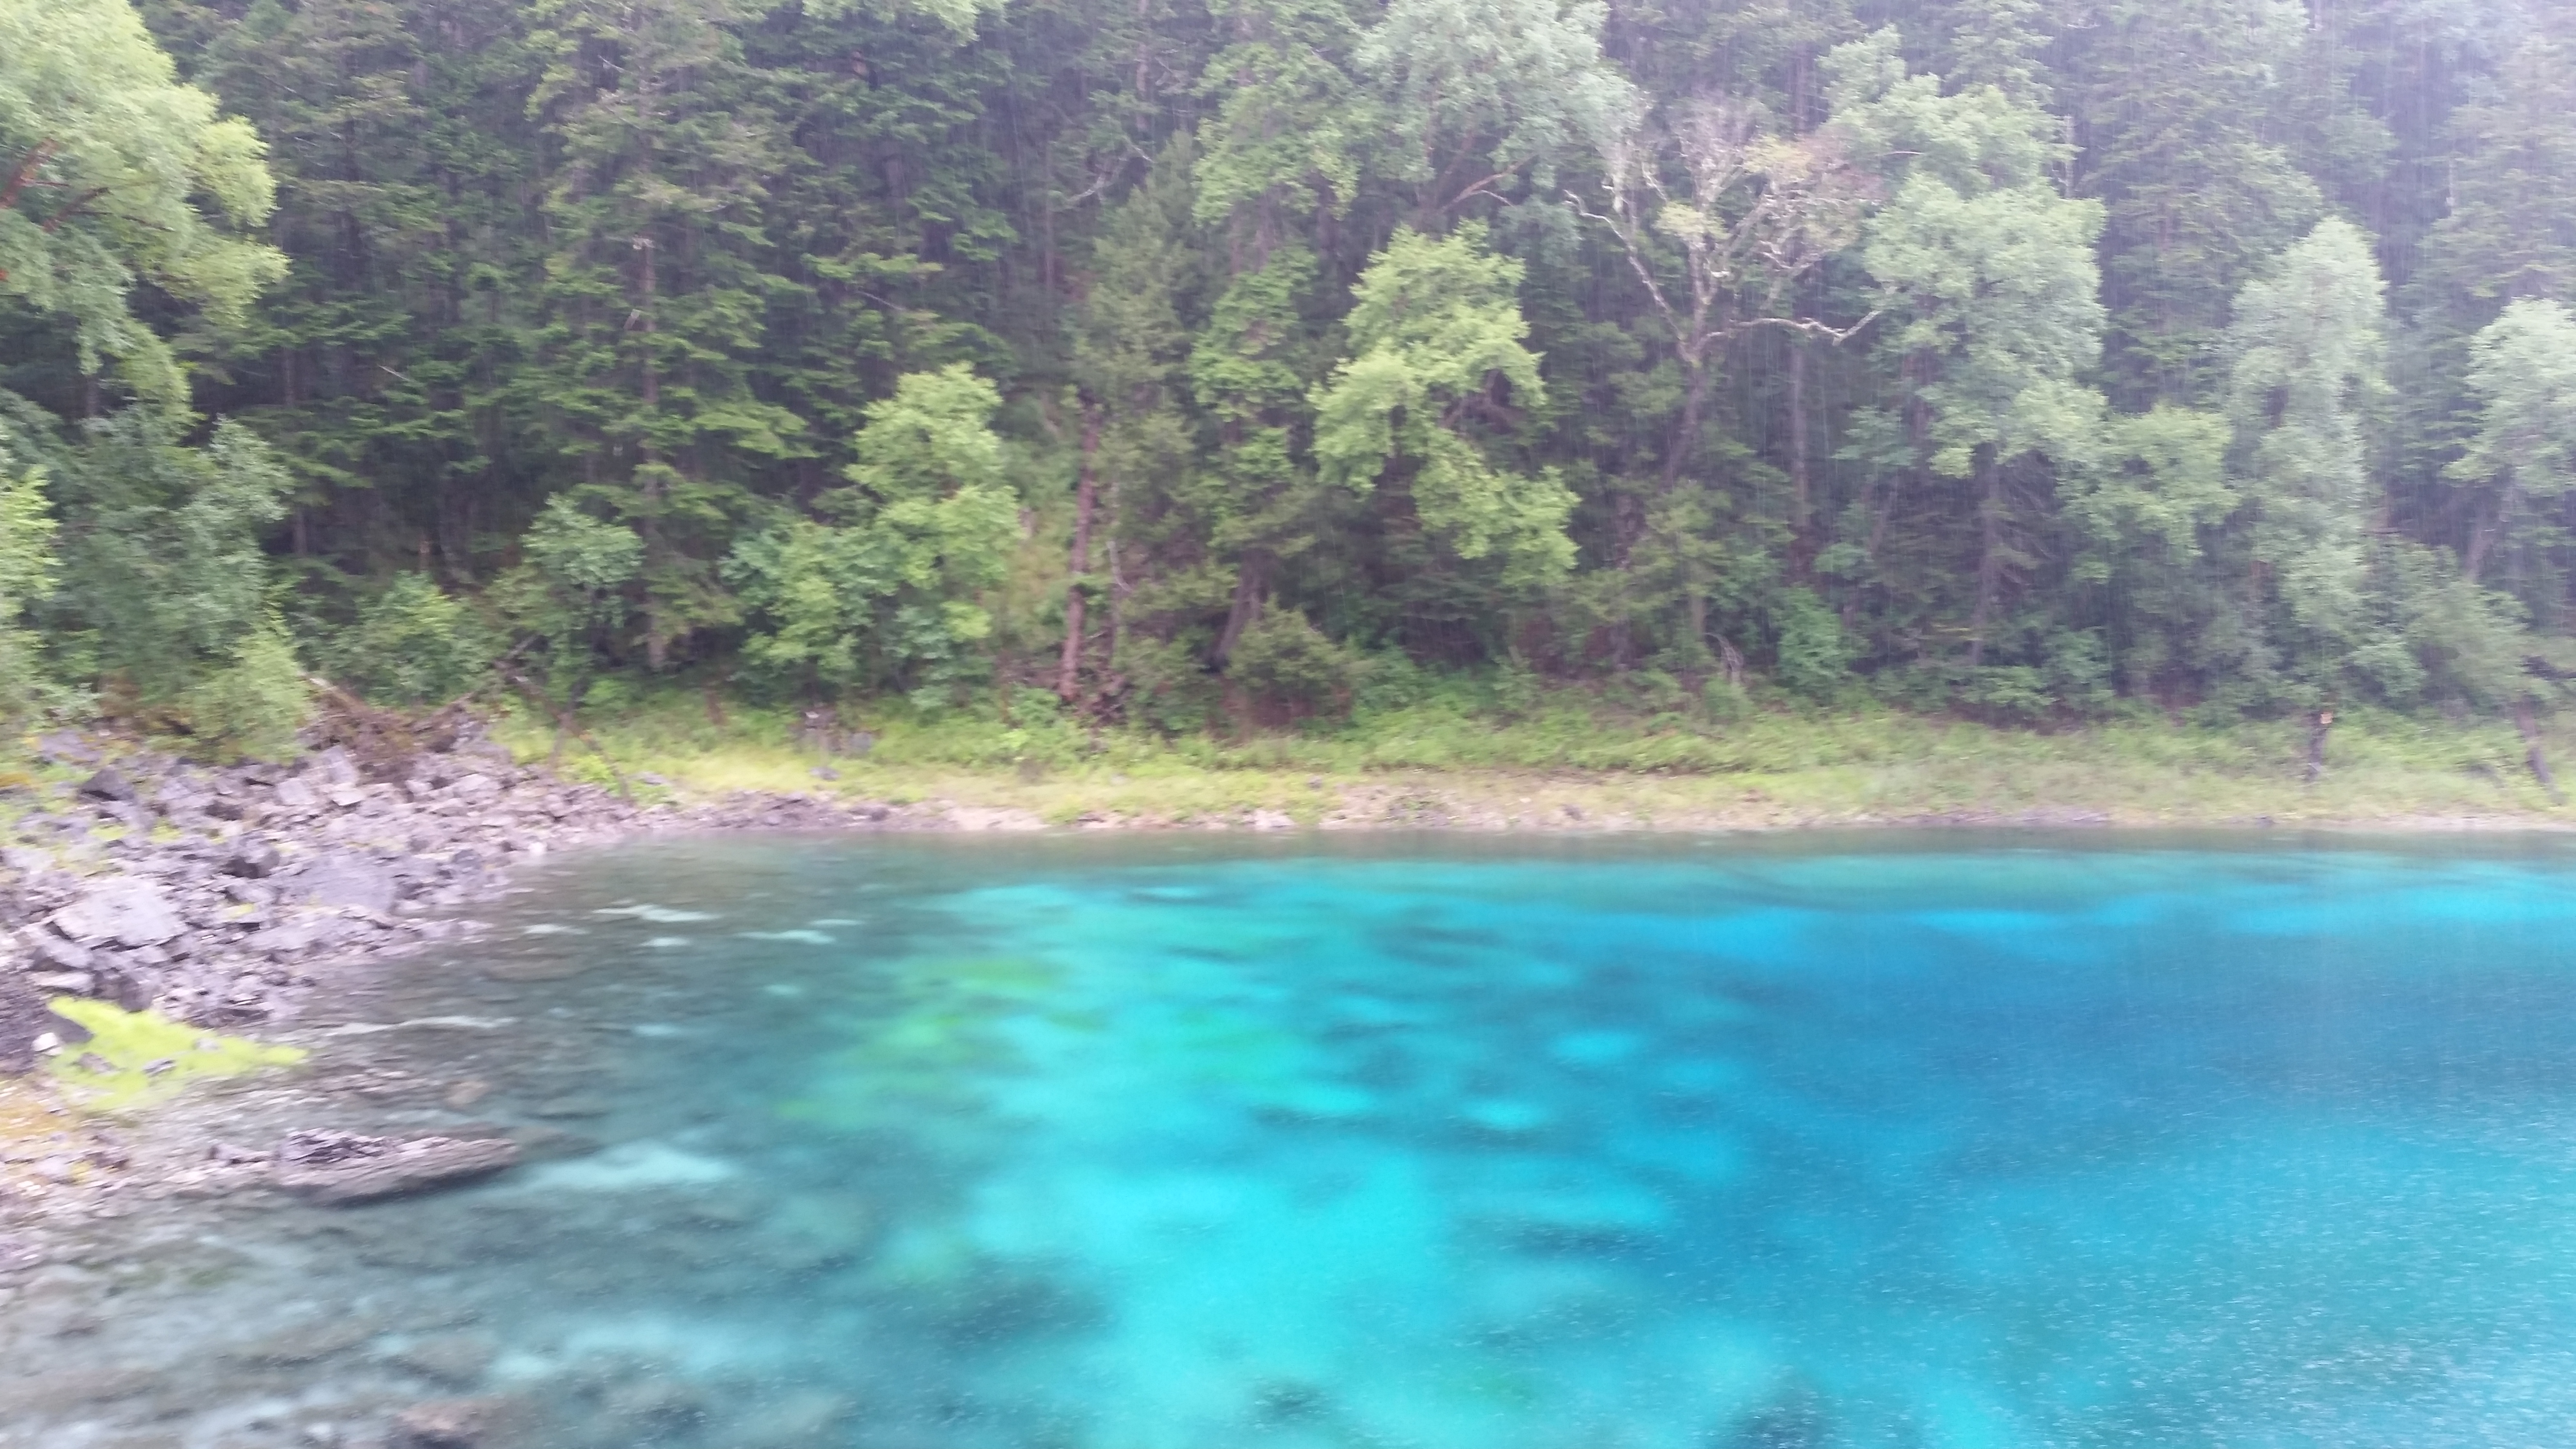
left=4, top=0, right=2576, bottom=755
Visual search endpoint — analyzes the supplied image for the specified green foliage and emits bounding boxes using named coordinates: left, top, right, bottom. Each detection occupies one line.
left=1226, top=607, right=1356, bottom=720
left=1355, top=0, right=1637, bottom=205
left=2226, top=218, right=2389, bottom=668
left=500, top=494, right=646, bottom=690
left=181, top=613, right=308, bottom=761
left=2451, top=298, right=2576, bottom=590
left=1770, top=586, right=1852, bottom=699
left=1312, top=224, right=1576, bottom=588
left=0, top=0, right=284, bottom=406
left=49, top=416, right=291, bottom=708
left=0, top=423, right=57, bottom=722
left=727, top=365, right=1019, bottom=698
left=0, top=0, right=2569, bottom=748
left=327, top=575, right=497, bottom=707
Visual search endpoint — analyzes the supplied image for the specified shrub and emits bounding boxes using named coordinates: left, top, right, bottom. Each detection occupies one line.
left=329, top=574, right=497, bottom=706
left=1226, top=608, right=1355, bottom=724
left=182, top=618, right=308, bottom=761
left=1771, top=587, right=1853, bottom=698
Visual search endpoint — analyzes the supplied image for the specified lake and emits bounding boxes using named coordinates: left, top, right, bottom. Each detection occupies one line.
left=10, top=833, right=2576, bottom=1449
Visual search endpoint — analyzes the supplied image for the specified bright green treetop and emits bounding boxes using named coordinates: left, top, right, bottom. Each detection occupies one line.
left=1312, top=223, right=1575, bottom=587
left=0, top=0, right=283, bottom=407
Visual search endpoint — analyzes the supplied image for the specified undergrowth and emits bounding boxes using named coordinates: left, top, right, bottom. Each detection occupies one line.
left=476, top=677, right=2574, bottom=826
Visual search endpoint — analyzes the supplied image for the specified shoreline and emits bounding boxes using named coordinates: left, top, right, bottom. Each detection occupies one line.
left=3, top=735, right=2576, bottom=1435
left=3, top=727, right=2573, bottom=1229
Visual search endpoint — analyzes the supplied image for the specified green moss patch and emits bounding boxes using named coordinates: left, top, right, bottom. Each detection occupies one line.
left=45, top=999, right=307, bottom=1111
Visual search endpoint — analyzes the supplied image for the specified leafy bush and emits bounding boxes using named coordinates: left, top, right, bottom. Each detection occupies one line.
left=182, top=617, right=308, bottom=760
left=326, top=574, right=496, bottom=706
left=1771, top=587, right=1853, bottom=698
left=0, top=430, right=62, bottom=724
left=50, top=416, right=289, bottom=707
left=1226, top=608, right=1355, bottom=723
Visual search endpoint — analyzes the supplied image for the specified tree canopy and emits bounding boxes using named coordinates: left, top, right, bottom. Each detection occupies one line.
left=5, top=0, right=2576, bottom=739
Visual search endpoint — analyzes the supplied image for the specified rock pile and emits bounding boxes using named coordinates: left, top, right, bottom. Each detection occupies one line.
left=0, top=725, right=917, bottom=1069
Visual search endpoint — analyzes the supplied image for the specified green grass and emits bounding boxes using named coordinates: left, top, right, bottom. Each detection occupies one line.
left=480, top=684, right=2576, bottom=831
left=44, top=1000, right=307, bottom=1112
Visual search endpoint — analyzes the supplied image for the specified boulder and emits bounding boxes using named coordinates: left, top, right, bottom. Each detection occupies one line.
left=49, top=878, right=185, bottom=948
left=271, top=777, right=321, bottom=811
left=22, top=930, right=94, bottom=973
left=246, top=917, right=350, bottom=957
left=75, top=767, right=135, bottom=802
left=1, top=845, right=54, bottom=876
left=309, top=745, right=363, bottom=789
left=224, top=839, right=284, bottom=878
left=296, top=860, right=397, bottom=914
left=274, top=1130, right=520, bottom=1204
left=0, top=971, right=89, bottom=1075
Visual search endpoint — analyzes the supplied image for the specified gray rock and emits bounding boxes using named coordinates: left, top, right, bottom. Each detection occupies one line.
left=25, top=971, right=95, bottom=996
left=0, top=970, right=89, bottom=1075
left=91, top=966, right=153, bottom=1011
left=274, top=1130, right=520, bottom=1204
left=225, top=840, right=284, bottom=878
left=49, top=878, right=185, bottom=948
left=23, top=930, right=94, bottom=972
left=298, top=860, right=397, bottom=913
left=309, top=745, right=363, bottom=789
left=272, top=777, right=322, bottom=811
left=33, top=731, right=99, bottom=766
left=247, top=918, right=350, bottom=957
left=96, top=801, right=153, bottom=833
left=2, top=845, right=53, bottom=876
left=77, top=767, right=137, bottom=803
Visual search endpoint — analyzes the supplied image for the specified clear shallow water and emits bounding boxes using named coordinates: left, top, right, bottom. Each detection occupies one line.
left=16, top=835, right=2576, bottom=1448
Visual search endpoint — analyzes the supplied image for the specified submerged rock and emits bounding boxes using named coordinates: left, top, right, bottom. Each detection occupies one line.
left=393, top=1396, right=515, bottom=1449
left=386, top=1333, right=499, bottom=1387
left=274, top=1129, right=520, bottom=1205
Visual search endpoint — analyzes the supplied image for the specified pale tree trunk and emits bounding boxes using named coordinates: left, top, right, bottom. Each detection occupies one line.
left=1057, top=411, right=1102, bottom=701
left=1787, top=336, right=1813, bottom=580
left=2464, top=476, right=2518, bottom=585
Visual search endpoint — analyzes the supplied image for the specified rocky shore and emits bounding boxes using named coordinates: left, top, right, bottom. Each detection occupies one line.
left=0, top=725, right=935, bottom=1078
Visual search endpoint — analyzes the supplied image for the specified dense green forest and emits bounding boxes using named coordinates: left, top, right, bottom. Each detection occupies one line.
left=5, top=0, right=2576, bottom=754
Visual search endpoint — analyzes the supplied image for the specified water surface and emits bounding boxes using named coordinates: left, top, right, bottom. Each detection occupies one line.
left=13, top=833, right=2576, bottom=1448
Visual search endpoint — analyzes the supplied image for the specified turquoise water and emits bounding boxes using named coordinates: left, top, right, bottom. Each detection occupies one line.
left=21, top=835, right=2576, bottom=1448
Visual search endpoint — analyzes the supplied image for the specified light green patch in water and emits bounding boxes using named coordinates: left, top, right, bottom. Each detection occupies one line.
left=45, top=999, right=307, bottom=1110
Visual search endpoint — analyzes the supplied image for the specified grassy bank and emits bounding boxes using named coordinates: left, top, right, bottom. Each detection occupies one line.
left=491, top=687, right=2576, bottom=832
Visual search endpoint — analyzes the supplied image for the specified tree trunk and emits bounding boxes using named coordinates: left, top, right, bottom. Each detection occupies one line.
left=2517, top=698, right=2560, bottom=800
left=1660, top=359, right=1710, bottom=496
left=1787, top=335, right=1812, bottom=580
left=1057, top=411, right=1102, bottom=701
left=1967, top=451, right=2001, bottom=668
left=2464, top=477, right=2517, bottom=585
left=1213, top=550, right=1270, bottom=666
left=2305, top=708, right=2334, bottom=782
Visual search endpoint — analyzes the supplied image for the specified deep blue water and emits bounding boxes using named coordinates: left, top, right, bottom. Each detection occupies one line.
left=23, top=834, right=2576, bottom=1448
